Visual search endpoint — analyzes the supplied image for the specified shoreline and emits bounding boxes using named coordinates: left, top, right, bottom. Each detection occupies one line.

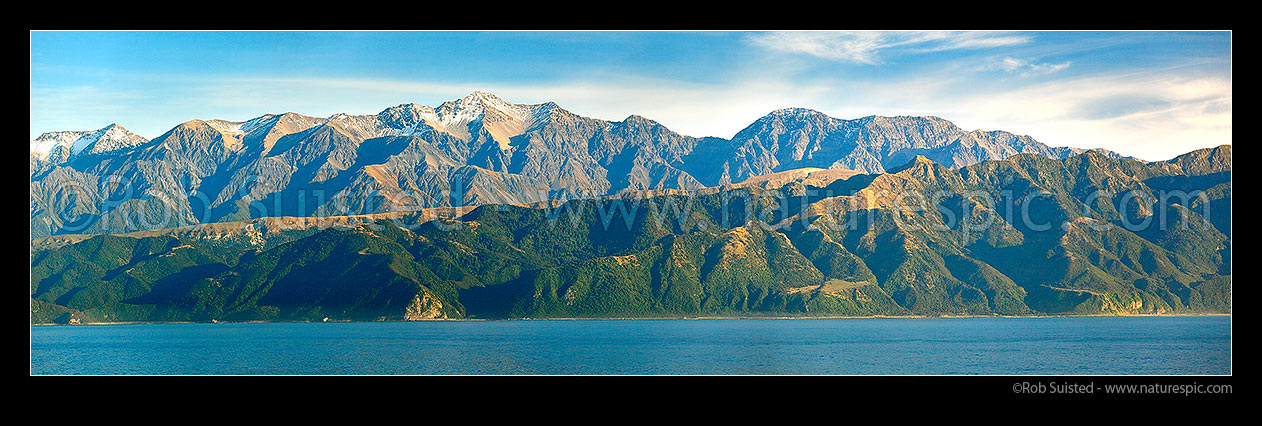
left=30, top=312, right=1232, bottom=327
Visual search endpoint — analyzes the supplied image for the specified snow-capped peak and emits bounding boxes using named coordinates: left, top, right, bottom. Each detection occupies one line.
left=437, top=91, right=532, bottom=121
left=453, top=91, right=506, bottom=108
left=427, top=91, right=541, bottom=141
left=30, top=124, right=148, bottom=162
left=436, top=93, right=487, bottom=122
left=77, top=124, right=148, bottom=155
left=766, top=107, right=826, bottom=119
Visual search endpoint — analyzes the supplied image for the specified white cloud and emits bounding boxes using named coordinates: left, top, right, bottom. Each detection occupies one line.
left=747, top=31, right=1031, bottom=64
left=990, top=57, right=1072, bottom=77
left=746, top=31, right=888, bottom=64
left=922, top=32, right=1033, bottom=51
left=871, top=71, right=1231, bottom=161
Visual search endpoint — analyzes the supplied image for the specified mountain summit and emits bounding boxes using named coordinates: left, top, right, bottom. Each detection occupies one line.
left=30, top=123, right=147, bottom=165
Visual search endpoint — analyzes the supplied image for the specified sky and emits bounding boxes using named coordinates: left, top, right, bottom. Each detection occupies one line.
left=30, top=30, right=1230, bottom=161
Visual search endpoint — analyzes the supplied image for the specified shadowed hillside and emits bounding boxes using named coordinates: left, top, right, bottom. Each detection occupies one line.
left=31, top=146, right=1230, bottom=323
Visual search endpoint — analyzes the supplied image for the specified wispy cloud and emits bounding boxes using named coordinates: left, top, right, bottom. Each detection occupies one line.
left=989, top=57, right=1072, bottom=77
left=918, top=32, right=1033, bottom=51
left=893, top=71, right=1230, bottom=161
left=747, top=31, right=1031, bottom=64
left=747, top=31, right=887, bottom=64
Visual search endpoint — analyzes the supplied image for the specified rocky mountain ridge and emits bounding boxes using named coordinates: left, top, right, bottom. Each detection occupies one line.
left=31, top=92, right=1129, bottom=237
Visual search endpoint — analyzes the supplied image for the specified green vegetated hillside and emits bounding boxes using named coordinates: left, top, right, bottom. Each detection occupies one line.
left=30, top=146, right=1231, bottom=323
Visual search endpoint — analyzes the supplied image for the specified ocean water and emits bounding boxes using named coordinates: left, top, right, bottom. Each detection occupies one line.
left=29, top=316, right=1230, bottom=375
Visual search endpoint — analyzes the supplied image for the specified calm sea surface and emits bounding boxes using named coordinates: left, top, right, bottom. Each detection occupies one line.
left=30, top=316, right=1230, bottom=375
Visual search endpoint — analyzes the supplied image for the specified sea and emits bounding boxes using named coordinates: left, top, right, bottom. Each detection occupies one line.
left=30, top=316, right=1230, bottom=375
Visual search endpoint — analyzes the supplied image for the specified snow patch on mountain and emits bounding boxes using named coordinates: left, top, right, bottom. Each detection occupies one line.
left=81, top=124, right=147, bottom=155
left=240, top=114, right=277, bottom=134
left=366, top=92, right=551, bottom=148
left=30, top=131, right=90, bottom=161
left=205, top=119, right=246, bottom=135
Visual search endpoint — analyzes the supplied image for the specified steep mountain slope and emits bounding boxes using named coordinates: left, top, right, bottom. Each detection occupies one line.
left=30, top=92, right=1125, bottom=237
left=31, top=146, right=1230, bottom=323
left=693, top=109, right=1126, bottom=182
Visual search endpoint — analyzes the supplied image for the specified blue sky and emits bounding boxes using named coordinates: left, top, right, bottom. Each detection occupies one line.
left=30, top=31, right=1230, bottom=161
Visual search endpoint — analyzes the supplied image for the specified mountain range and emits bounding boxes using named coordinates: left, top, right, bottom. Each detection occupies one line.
left=30, top=92, right=1126, bottom=238
left=30, top=139, right=1230, bottom=323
